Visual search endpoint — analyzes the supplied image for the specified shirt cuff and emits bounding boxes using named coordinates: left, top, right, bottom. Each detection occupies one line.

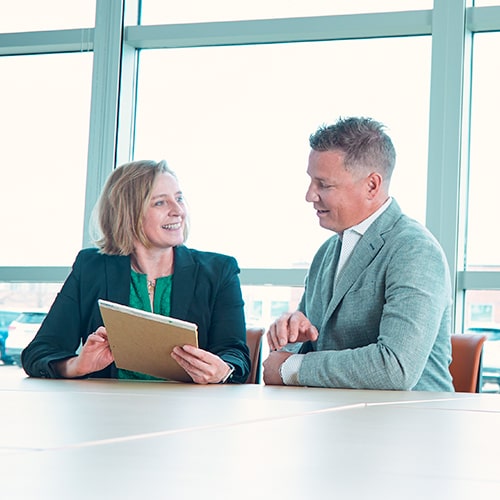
left=280, top=354, right=304, bottom=385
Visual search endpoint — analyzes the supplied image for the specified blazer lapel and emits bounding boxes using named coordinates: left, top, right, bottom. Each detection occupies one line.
left=335, top=234, right=384, bottom=298
left=319, top=200, right=402, bottom=333
left=319, top=235, right=383, bottom=332
left=104, top=254, right=131, bottom=305
left=170, top=245, right=198, bottom=320
left=320, top=237, right=342, bottom=307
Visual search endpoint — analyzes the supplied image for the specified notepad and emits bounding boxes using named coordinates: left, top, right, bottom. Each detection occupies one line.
left=98, top=299, right=198, bottom=382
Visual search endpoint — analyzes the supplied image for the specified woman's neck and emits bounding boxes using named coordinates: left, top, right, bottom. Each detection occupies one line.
left=131, top=247, right=174, bottom=280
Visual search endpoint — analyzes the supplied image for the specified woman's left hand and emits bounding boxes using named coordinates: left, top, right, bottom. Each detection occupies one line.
left=171, top=345, right=233, bottom=384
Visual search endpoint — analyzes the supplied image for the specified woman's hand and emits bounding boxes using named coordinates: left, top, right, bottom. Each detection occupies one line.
left=171, top=345, right=233, bottom=384
left=54, top=326, right=114, bottom=378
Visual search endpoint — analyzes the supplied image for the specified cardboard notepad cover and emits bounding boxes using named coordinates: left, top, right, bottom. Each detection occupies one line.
left=98, top=299, right=198, bottom=382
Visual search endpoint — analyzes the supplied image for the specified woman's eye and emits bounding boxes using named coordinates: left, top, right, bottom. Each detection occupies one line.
left=176, top=196, right=184, bottom=203
left=154, top=200, right=164, bottom=206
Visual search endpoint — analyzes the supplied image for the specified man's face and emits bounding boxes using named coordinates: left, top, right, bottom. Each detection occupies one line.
left=306, top=149, right=371, bottom=234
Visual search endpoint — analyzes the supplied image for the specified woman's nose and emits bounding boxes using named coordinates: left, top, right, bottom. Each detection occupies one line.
left=169, top=200, right=183, bottom=215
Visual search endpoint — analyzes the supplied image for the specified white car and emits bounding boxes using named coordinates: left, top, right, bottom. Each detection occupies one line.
left=466, top=325, right=500, bottom=392
left=6, top=311, right=47, bottom=364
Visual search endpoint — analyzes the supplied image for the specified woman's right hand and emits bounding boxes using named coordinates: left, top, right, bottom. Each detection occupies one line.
left=54, top=326, right=114, bottom=378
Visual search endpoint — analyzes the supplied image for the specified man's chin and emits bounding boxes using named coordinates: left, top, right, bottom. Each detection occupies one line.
left=318, top=220, right=335, bottom=232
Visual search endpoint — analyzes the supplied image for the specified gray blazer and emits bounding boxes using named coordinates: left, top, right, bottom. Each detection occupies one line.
left=297, top=199, right=454, bottom=391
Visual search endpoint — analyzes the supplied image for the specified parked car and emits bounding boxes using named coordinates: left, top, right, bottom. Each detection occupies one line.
left=466, top=325, right=500, bottom=341
left=466, top=324, right=500, bottom=392
left=6, top=311, right=47, bottom=365
left=0, top=310, right=21, bottom=365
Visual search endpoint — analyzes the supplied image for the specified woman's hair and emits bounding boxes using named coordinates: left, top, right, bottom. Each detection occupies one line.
left=309, top=116, right=396, bottom=181
left=92, top=159, right=189, bottom=255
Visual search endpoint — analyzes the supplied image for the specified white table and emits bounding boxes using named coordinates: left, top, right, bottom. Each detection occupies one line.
left=1, top=376, right=499, bottom=499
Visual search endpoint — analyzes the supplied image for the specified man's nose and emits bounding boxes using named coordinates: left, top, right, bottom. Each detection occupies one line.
left=305, top=184, right=318, bottom=203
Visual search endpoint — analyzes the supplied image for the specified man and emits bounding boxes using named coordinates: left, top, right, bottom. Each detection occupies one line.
left=263, top=116, right=454, bottom=391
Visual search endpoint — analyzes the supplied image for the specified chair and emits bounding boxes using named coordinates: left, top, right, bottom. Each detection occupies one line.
left=450, top=333, right=487, bottom=393
left=245, top=327, right=265, bottom=384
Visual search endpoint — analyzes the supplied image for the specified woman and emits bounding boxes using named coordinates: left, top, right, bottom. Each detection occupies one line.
left=22, top=160, right=250, bottom=383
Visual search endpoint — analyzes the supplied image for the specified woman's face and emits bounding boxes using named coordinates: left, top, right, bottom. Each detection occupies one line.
left=142, top=172, right=186, bottom=249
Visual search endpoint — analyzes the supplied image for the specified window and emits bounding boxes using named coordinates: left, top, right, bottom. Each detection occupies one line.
left=0, top=53, right=92, bottom=266
left=140, top=0, right=431, bottom=24
left=0, top=0, right=95, bottom=32
left=467, top=32, right=500, bottom=270
left=2, top=2, right=500, bottom=393
left=470, top=303, right=493, bottom=323
left=0, top=283, right=60, bottom=312
left=464, top=290, right=500, bottom=392
left=474, top=0, right=500, bottom=6
left=134, top=37, right=430, bottom=269
left=242, top=285, right=302, bottom=328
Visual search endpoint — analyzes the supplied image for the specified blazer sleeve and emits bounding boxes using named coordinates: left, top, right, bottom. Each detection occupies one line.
left=21, top=249, right=127, bottom=379
left=173, top=250, right=250, bottom=383
left=208, top=256, right=250, bottom=383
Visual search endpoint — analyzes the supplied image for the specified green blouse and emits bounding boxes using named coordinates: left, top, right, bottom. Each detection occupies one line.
left=117, top=269, right=173, bottom=381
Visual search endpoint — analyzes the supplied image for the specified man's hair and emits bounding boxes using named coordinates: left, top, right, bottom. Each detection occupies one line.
left=92, top=159, right=189, bottom=255
left=309, top=116, right=396, bottom=181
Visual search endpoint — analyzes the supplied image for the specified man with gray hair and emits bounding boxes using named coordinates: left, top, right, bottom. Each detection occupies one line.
left=263, top=116, right=454, bottom=391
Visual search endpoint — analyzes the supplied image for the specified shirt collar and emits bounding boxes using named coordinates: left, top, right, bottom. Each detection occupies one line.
left=344, top=197, right=392, bottom=237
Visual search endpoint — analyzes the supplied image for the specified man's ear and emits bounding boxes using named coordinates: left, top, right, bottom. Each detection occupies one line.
left=366, top=172, right=383, bottom=199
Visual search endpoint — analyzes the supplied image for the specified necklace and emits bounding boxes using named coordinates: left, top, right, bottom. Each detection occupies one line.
left=131, top=254, right=173, bottom=298
left=131, top=257, right=157, bottom=297
left=147, top=279, right=156, bottom=296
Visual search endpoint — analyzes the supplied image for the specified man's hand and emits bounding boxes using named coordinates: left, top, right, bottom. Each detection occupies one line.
left=267, top=311, right=318, bottom=351
left=262, top=350, right=293, bottom=385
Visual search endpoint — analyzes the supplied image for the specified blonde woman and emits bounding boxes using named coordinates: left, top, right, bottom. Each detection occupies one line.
left=22, top=160, right=250, bottom=384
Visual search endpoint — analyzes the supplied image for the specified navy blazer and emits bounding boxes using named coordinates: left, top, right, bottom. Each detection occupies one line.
left=22, top=245, right=250, bottom=383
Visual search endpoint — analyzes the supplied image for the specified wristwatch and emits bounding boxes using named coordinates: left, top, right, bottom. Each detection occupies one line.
left=219, top=363, right=235, bottom=384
